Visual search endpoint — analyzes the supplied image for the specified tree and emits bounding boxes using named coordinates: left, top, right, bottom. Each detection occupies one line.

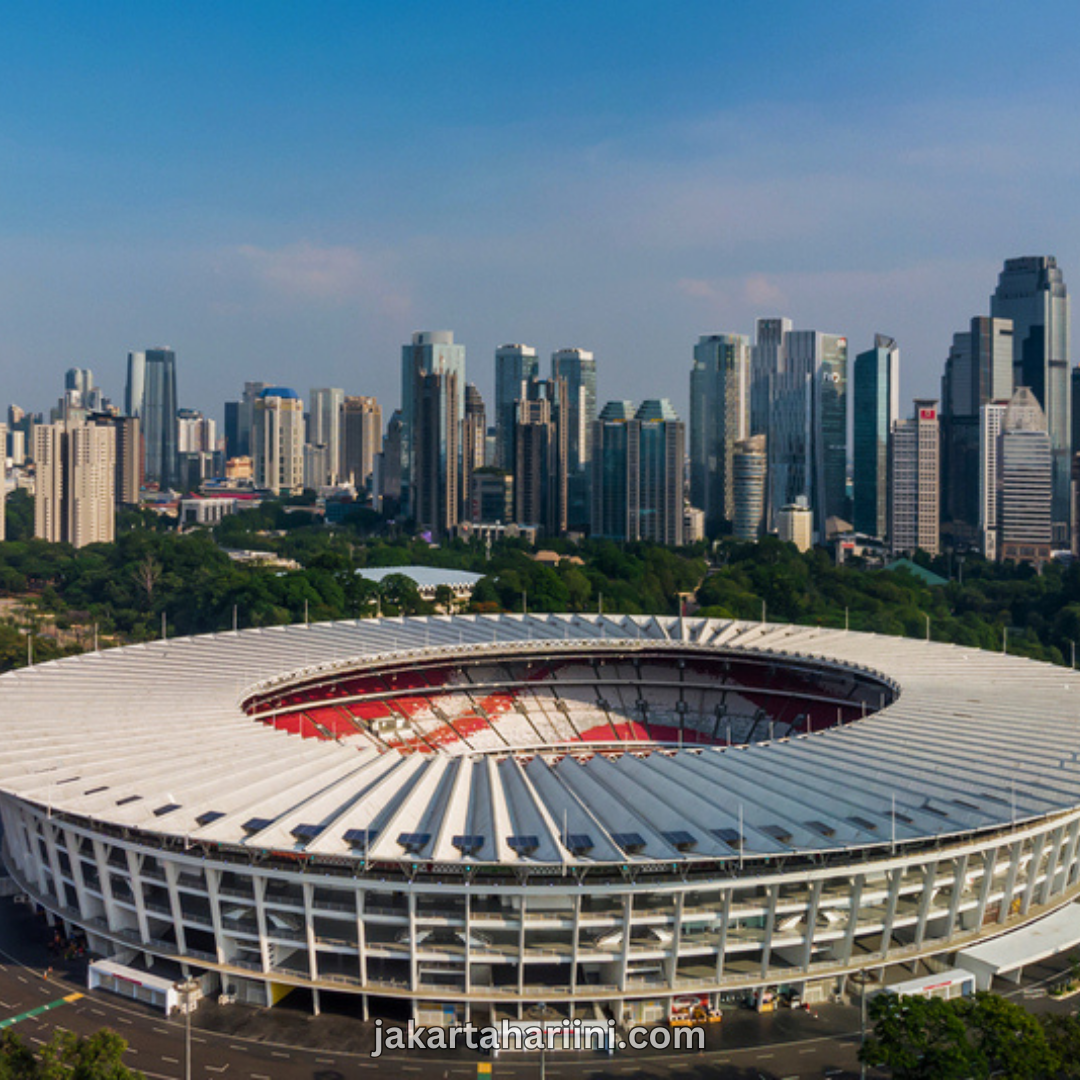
left=0, top=1028, right=145, bottom=1078
left=860, top=993, right=977, bottom=1080
left=861, top=991, right=1061, bottom=1080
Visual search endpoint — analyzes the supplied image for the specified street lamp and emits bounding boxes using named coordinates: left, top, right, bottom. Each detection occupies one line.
left=177, top=976, right=199, bottom=1080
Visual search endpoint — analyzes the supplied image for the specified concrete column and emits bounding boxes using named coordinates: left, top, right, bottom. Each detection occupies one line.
left=123, top=848, right=151, bottom=946
left=715, top=890, right=732, bottom=982
left=162, top=860, right=188, bottom=957
left=1039, top=825, right=1067, bottom=905
left=1020, top=833, right=1048, bottom=916
left=914, top=860, right=938, bottom=949
left=972, top=847, right=999, bottom=932
left=760, top=883, right=780, bottom=978
left=878, top=870, right=902, bottom=960
left=203, top=865, right=228, bottom=965
left=252, top=875, right=272, bottom=974
left=998, top=839, right=1024, bottom=924
left=801, top=879, right=824, bottom=970
left=839, top=875, right=864, bottom=964
left=944, top=854, right=969, bottom=943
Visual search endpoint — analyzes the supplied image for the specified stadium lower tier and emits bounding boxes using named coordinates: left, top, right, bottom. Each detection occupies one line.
left=5, top=799, right=1079, bottom=1022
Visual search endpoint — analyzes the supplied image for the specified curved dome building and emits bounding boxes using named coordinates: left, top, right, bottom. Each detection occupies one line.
left=2, top=614, right=1080, bottom=1024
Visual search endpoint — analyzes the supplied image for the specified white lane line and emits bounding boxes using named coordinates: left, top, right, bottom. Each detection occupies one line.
left=229, top=1045, right=248, bottom=1052
left=154, top=1026, right=169, bottom=1034
left=270, top=1051, right=289, bottom=1058
left=117, top=1016, right=133, bottom=1024
left=252, top=1073, right=272, bottom=1079
left=206, top=1066, right=229, bottom=1074
left=162, top=1057, right=179, bottom=1064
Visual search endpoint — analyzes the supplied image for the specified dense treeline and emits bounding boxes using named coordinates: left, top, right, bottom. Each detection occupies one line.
left=2, top=496, right=1079, bottom=672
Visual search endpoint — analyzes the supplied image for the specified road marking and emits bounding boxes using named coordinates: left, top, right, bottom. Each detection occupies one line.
left=192, top=1035, right=206, bottom=1043
left=252, top=1073, right=272, bottom=1079
left=800, top=1046, right=817, bottom=1053
left=206, top=1066, right=229, bottom=1074
left=229, top=1045, right=248, bottom=1052
left=0, top=992, right=84, bottom=1031
left=91, top=1007, right=105, bottom=1016
left=162, top=1056, right=179, bottom=1064
left=154, top=1026, right=169, bottom=1034
left=117, top=1015, right=133, bottom=1024
left=270, top=1050, right=289, bottom=1058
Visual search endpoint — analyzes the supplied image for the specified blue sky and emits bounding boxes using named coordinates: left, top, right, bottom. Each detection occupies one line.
left=2, top=1, right=1078, bottom=423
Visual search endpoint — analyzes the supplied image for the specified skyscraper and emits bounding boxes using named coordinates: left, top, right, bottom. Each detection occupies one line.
left=126, top=348, right=178, bottom=488
left=400, top=331, right=466, bottom=516
left=308, top=388, right=344, bottom=482
left=224, top=381, right=266, bottom=459
left=551, top=347, right=597, bottom=473
left=689, top=334, right=749, bottom=533
left=889, top=400, right=940, bottom=557
left=768, top=329, right=848, bottom=538
left=413, top=369, right=460, bottom=539
left=853, top=335, right=900, bottom=539
left=462, top=384, right=486, bottom=522
left=34, top=421, right=116, bottom=548
left=341, top=396, right=382, bottom=490
left=590, top=400, right=683, bottom=544
left=494, top=344, right=538, bottom=471
left=997, top=386, right=1053, bottom=564
left=940, top=317, right=1014, bottom=545
left=991, top=257, right=1070, bottom=542
left=732, top=435, right=767, bottom=541
left=513, top=377, right=568, bottom=535
left=252, top=388, right=304, bottom=496
left=979, top=401, right=1007, bottom=561
left=750, top=317, right=792, bottom=437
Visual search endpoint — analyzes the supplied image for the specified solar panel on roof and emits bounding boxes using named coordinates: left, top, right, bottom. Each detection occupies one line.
left=922, top=804, right=950, bottom=818
left=565, top=833, right=594, bottom=852
left=886, top=808, right=914, bottom=824
left=196, top=811, right=225, bottom=827
left=710, top=828, right=744, bottom=849
left=397, top=832, right=431, bottom=851
left=242, top=817, right=274, bottom=834
left=343, top=828, right=379, bottom=846
left=662, top=830, right=697, bottom=850
left=116, top=795, right=142, bottom=806
left=153, top=803, right=181, bottom=817
left=611, top=832, right=646, bottom=852
left=507, top=835, right=539, bottom=853
left=291, top=823, right=324, bottom=840
left=804, top=820, right=836, bottom=838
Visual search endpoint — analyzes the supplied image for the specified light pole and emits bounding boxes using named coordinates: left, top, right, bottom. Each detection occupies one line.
left=177, top=976, right=198, bottom=1080
left=1070, top=639, right=1076, bottom=670
left=925, top=613, right=930, bottom=643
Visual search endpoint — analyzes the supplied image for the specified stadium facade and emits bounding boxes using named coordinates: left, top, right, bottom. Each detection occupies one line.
left=2, top=615, right=1080, bottom=1025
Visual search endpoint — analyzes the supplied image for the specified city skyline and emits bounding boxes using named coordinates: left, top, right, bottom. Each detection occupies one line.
left=1, top=3, right=1078, bottom=422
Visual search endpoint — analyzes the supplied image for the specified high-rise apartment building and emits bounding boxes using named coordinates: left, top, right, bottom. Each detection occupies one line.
left=375, top=411, right=404, bottom=516
left=551, top=348, right=597, bottom=473
left=252, top=388, right=304, bottom=496
left=853, top=335, right=900, bottom=540
left=308, top=388, right=344, bottom=483
left=689, top=334, right=749, bottom=533
left=413, top=370, right=460, bottom=539
left=997, top=387, right=1053, bottom=564
left=513, top=378, right=568, bottom=535
left=768, top=329, right=848, bottom=538
left=940, top=316, right=1014, bottom=544
left=991, top=257, right=1070, bottom=542
left=401, top=331, right=466, bottom=516
left=889, top=400, right=940, bottom=557
left=732, top=435, right=767, bottom=541
left=462, top=384, right=486, bottom=523
left=340, top=396, right=381, bottom=491
left=590, top=400, right=683, bottom=545
left=494, top=344, right=538, bottom=471
left=177, top=410, right=216, bottom=455
left=126, top=348, right=178, bottom=488
left=979, top=401, right=1008, bottom=561
left=34, top=421, right=116, bottom=548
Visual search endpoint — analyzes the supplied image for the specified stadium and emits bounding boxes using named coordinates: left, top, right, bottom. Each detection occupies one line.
left=2, top=613, right=1080, bottom=1025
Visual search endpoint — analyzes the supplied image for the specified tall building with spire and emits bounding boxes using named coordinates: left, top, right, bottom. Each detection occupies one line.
left=991, top=257, right=1070, bottom=543
left=689, top=334, right=749, bottom=534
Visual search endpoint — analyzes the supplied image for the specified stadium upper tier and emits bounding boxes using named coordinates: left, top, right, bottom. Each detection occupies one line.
left=0, top=614, right=1077, bottom=876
